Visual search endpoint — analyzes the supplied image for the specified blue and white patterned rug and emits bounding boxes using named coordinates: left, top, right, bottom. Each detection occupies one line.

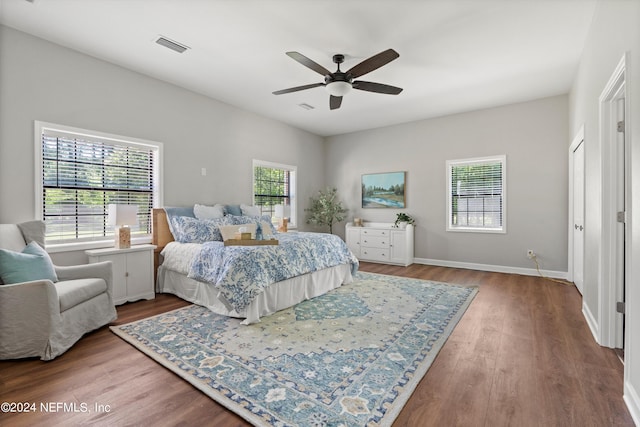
left=111, top=272, right=477, bottom=426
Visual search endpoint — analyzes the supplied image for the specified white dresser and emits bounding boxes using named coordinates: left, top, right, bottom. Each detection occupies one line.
left=86, top=244, right=156, bottom=305
left=345, top=222, right=414, bottom=266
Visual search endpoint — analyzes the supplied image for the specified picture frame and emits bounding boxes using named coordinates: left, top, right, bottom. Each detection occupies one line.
left=361, top=171, right=406, bottom=208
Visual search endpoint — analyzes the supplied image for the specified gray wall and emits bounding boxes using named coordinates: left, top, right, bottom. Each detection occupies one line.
left=326, top=95, right=569, bottom=272
left=0, top=25, right=325, bottom=263
left=569, top=0, right=640, bottom=421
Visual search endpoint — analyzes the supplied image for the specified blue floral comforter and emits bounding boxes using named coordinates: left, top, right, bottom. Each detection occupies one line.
left=188, top=232, right=359, bottom=312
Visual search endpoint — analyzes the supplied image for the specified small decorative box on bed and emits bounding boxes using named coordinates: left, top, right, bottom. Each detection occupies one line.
left=152, top=206, right=359, bottom=324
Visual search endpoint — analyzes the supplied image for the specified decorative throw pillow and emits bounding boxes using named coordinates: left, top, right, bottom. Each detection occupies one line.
left=0, top=241, right=58, bottom=285
left=240, top=204, right=261, bottom=217
left=224, top=204, right=242, bottom=216
left=169, top=216, right=232, bottom=243
left=194, top=203, right=225, bottom=220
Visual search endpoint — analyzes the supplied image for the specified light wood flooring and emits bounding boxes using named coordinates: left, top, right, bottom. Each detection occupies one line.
left=0, top=262, right=634, bottom=426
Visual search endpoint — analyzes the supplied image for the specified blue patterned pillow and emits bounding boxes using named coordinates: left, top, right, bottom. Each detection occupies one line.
left=0, top=241, right=58, bottom=284
left=169, top=216, right=233, bottom=243
left=224, top=204, right=242, bottom=216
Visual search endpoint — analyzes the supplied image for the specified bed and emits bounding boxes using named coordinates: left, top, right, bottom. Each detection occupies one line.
left=152, top=207, right=358, bottom=324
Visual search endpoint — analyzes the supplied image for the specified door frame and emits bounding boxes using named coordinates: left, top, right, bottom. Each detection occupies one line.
left=598, top=53, right=629, bottom=348
left=567, top=125, right=585, bottom=290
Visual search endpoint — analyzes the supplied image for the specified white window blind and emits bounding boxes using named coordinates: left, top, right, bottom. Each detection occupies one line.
left=447, top=155, right=506, bottom=233
left=36, top=122, right=162, bottom=245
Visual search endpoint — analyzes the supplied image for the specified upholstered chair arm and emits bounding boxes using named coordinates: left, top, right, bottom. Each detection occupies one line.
left=0, top=280, right=60, bottom=359
left=55, top=261, right=114, bottom=295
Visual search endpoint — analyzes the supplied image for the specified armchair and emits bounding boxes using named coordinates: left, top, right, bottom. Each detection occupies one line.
left=0, top=221, right=117, bottom=360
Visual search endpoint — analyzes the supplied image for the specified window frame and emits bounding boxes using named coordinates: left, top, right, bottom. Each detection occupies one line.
left=446, top=155, right=506, bottom=234
left=34, top=121, right=163, bottom=252
left=252, top=159, right=297, bottom=228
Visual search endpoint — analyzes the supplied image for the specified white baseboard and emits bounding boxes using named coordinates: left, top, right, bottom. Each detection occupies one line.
left=624, top=380, right=640, bottom=426
left=582, top=301, right=600, bottom=344
left=413, top=257, right=568, bottom=280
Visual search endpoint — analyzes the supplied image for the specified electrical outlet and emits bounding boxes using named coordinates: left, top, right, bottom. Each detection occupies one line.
left=527, top=249, right=535, bottom=259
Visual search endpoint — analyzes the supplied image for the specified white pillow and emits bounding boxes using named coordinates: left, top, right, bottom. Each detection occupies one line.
left=240, top=204, right=261, bottom=217
left=218, top=224, right=257, bottom=241
left=194, top=203, right=225, bottom=220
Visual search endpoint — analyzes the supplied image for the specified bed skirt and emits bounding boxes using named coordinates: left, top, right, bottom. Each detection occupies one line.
left=156, top=264, right=354, bottom=324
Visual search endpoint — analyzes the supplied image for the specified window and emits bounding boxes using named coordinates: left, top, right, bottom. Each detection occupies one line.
left=35, top=121, right=163, bottom=247
left=252, top=160, right=297, bottom=227
left=447, top=155, right=506, bottom=233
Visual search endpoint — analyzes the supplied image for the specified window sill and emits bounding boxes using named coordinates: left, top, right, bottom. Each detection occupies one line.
left=446, top=227, right=506, bottom=234
left=46, top=236, right=152, bottom=253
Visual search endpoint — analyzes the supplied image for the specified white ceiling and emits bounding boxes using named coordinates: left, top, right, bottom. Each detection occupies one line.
left=0, top=0, right=596, bottom=137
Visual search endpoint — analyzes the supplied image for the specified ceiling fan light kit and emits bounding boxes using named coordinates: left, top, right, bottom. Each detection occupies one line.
left=273, top=49, right=402, bottom=110
left=325, top=81, right=352, bottom=97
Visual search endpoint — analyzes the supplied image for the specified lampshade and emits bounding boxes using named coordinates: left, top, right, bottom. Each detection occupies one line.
left=107, top=204, right=138, bottom=227
left=274, top=204, right=290, bottom=218
left=325, top=81, right=352, bottom=97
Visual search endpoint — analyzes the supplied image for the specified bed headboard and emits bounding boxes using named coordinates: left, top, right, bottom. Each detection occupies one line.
left=152, top=208, right=174, bottom=273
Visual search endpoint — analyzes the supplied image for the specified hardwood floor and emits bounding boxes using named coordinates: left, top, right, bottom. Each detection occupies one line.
left=0, top=263, right=634, bottom=426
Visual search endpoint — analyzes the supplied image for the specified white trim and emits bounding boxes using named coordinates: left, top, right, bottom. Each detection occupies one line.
left=567, top=125, right=585, bottom=286
left=624, top=381, right=640, bottom=426
left=582, top=301, right=599, bottom=344
left=413, top=257, right=566, bottom=279
left=446, top=155, right=507, bottom=234
left=45, top=236, right=152, bottom=254
left=597, top=54, right=627, bottom=348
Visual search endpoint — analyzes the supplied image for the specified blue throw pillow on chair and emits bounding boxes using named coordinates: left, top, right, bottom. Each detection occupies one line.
left=0, top=241, right=58, bottom=285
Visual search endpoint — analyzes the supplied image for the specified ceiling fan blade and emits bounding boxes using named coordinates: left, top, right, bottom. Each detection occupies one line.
left=346, top=49, right=399, bottom=78
left=330, top=95, right=342, bottom=110
left=273, top=82, right=325, bottom=95
left=286, top=52, right=331, bottom=76
left=352, top=81, right=403, bottom=95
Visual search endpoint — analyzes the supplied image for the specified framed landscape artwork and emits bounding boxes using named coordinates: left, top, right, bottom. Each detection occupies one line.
left=362, top=171, right=406, bottom=208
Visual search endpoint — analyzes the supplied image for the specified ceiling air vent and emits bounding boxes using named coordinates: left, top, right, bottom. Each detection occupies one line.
left=155, top=36, right=189, bottom=54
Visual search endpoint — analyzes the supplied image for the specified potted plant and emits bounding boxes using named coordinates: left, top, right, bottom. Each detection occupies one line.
left=305, top=187, right=348, bottom=234
left=394, top=212, right=415, bottom=229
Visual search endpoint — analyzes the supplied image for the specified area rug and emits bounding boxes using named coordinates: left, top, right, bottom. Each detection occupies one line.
left=111, top=272, right=477, bottom=426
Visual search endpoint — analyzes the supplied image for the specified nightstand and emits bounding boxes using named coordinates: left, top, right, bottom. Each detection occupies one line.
left=86, top=244, right=156, bottom=305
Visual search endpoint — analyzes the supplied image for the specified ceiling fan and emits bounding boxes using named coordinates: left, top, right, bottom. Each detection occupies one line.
left=273, top=49, right=403, bottom=110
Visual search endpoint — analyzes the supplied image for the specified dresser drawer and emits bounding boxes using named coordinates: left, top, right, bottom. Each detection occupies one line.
left=361, top=235, right=389, bottom=248
left=361, top=228, right=389, bottom=238
left=361, top=247, right=390, bottom=262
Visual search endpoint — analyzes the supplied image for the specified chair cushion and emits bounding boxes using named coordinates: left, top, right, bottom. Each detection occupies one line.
left=55, top=278, right=107, bottom=312
left=0, top=241, right=58, bottom=285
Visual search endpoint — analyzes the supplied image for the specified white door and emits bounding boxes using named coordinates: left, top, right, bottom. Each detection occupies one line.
left=572, top=140, right=585, bottom=294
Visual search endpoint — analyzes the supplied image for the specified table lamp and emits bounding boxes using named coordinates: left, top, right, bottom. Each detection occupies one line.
left=274, top=204, right=291, bottom=233
left=108, top=204, right=138, bottom=249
